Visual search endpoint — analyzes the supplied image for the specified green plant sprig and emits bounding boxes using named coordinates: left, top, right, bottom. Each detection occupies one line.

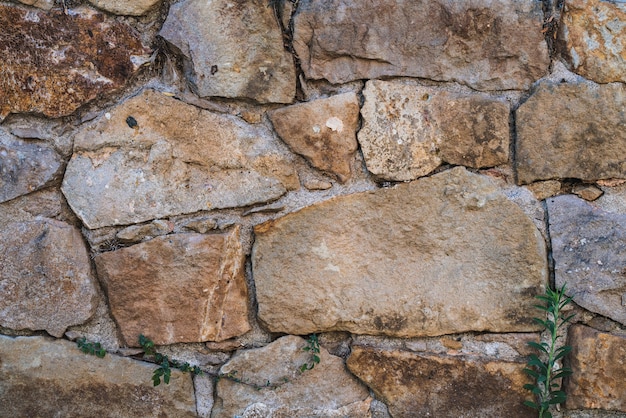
left=139, top=335, right=202, bottom=386
left=524, top=284, right=575, bottom=418
left=299, top=334, right=321, bottom=373
left=76, top=337, right=106, bottom=358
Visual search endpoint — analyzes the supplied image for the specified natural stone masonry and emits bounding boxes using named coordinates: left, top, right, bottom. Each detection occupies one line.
left=213, top=336, right=371, bottom=418
left=88, top=0, right=161, bottom=16
left=268, top=92, right=360, bottom=183
left=347, top=346, right=533, bottom=418
left=95, top=228, right=250, bottom=346
left=62, top=90, right=298, bottom=229
left=516, top=81, right=626, bottom=184
left=0, top=129, right=63, bottom=203
left=359, top=80, right=510, bottom=181
left=0, top=219, right=98, bottom=337
left=547, top=195, right=626, bottom=326
left=0, top=4, right=148, bottom=121
left=160, top=0, right=295, bottom=103
left=253, top=167, right=547, bottom=337
left=293, top=0, right=549, bottom=91
left=558, top=0, right=626, bottom=84
left=0, top=336, right=196, bottom=417
left=564, top=325, right=626, bottom=412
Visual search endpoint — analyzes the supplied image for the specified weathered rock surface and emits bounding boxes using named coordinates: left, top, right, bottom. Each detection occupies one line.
left=269, top=92, right=360, bottom=182
left=95, top=228, right=250, bottom=346
left=212, top=335, right=371, bottom=418
left=16, top=0, right=54, bottom=10
left=525, top=180, right=561, bottom=201
left=358, top=80, right=509, bottom=181
left=547, top=195, right=626, bottom=326
left=88, top=0, right=161, bottom=16
left=253, top=167, right=547, bottom=337
left=516, top=81, right=626, bottom=184
left=558, top=0, right=626, bottom=84
left=160, top=0, right=295, bottom=103
left=0, top=129, right=63, bottom=203
left=0, top=336, right=196, bottom=417
left=116, top=219, right=174, bottom=243
left=0, top=219, right=98, bottom=337
left=293, top=0, right=549, bottom=91
left=62, top=90, right=298, bottom=229
left=572, top=184, right=603, bottom=201
left=347, top=346, right=533, bottom=418
left=564, top=325, right=626, bottom=412
left=0, top=5, right=148, bottom=121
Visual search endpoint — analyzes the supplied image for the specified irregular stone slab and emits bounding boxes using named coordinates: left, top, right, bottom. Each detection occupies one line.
left=95, top=228, right=250, bottom=346
left=62, top=90, right=298, bottom=229
left=564, top=325, right=626, bottom=412
left=16, top=0, right=54, bottom=10
left=293, top=0, right=549, bottom=91
left=359, top=80, right=509, bottom=181
left=347, top=346, right=533, bottom=418
left=0, top=219, right=98, bottom=337
left=116, top=219, right=174, bottom=243
left=269, top=92, right=360, bottom=183
left=525, top=180, right=561, bottom=201
left=0, top=129, right=63, bottom=203
left=516, top=81, right=626, bottom=184
left=88, top=0, right=161, bottom=16
left=557, top=0, right=626, bottom=84
left=0, top=336, right=196, bottom=417
left=572, top=184, right=603, bottom=201
left=547, top=195, right=626, bottom=326
left=212, top=335, right=371, bottom=417
left=160, top=0, right=295, bottom=103
left=253, top=167, right=547, bottom=337
left=0, top=5, right=148, bottom=121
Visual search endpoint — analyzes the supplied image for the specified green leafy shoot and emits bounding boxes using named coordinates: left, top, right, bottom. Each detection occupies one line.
left=139, top=335, right=202, bottom=387
left=299, top=334, right=321, bottom=373
left=76, top=337, right=106, bottom=358
left=523, top=284, right=575, bottom=418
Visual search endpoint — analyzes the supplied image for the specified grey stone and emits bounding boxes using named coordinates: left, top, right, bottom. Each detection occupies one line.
left=547, top=195, right=626, bottom=326
left=293, top=0, right=549, bottom=91
left=253, top=167, right=547, bottom=337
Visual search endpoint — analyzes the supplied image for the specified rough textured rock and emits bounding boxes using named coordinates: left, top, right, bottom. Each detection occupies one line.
left=572, top=184, right=603, bottom=201
left=525, top=180, right=561, bottom=200
left=16, top=0, right=54, bottom=10
left=347, top=346, right=533, bottom=418
left=516, top=81, right=626, bottom=184
left=558, top=0, right=626, bottom=84
left=160, top=0, right=295, bottom=103
left=547, top=195, right=626, bottom=326
left=293, top=0, right=549, bottom=91
left=116, top=219, right=174, bottom=243
left=0, top=219, right=98, bottom=337
left=269, top=93, right=360, bottom=183
left=359, top=80, right=509, bottom=181
left=212, top=335, right=371, bottom=418
left=95, top=228, right=250, bottom=346
left=88, top=0, right=161, bottom=16
left=0, top=129, right=63, bottom=203
left=0, top=5, right=148, bottom=121
left=62, top=90, right=298, bottom=229
left=253, top=167, right=547, bottom=337
left=0, top=336, right=196, bottom=417
left=564, top=325, right=626, bottom=412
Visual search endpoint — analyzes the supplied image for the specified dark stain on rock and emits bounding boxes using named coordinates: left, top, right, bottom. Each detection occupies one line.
left=373, top=314, right=408, bottom=332
left=126, top=116, right=138, bottom=129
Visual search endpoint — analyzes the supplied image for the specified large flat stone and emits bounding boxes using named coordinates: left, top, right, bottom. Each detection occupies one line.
left=0, top=336, right=196, bottom=417
left=95, top=228, right=250, bottom=346
left=0, top=219, right=98, bottom=337
left=547, top=195, right=626, bottom=326
left=160, top=0, right=295, bottom=103
left=212, top=335, right=371, bottom=417
left=557, top=0, right=626, bottom=83
left=268, top=92, right=360, bottom=183
left=0, top=5, right=147, bottom=121
left=253, top=167, right=547, bottom=337
left=516, top=81, right=626, bottom=184
left=293, top=0, right=549, bottom=91
left=359, top=80, right=510, bottom=181
left=0, top=129, right=63, bottom=203
left=347, top=346, right=533, bottom=418
left=62, top=89, right=298, bottom=229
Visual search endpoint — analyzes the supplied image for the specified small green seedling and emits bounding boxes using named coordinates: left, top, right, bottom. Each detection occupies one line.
left=76, top=337, right=106, bottom=358
left=524, top=284, right=575, bottom=418
left=139, top=335, right=202, bottom=386
left=299, top=334, right=321, bottom=373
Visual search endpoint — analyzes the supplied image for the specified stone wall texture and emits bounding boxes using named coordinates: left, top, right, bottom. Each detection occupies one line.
left=0, top=0, right=624, bottom=417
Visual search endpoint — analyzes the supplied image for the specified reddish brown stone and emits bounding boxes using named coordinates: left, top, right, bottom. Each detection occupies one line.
left=0, top=5, right=148, bottom=120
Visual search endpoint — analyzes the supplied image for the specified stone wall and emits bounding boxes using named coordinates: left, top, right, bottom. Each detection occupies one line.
left=0, top=0, right=624, bottom=417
